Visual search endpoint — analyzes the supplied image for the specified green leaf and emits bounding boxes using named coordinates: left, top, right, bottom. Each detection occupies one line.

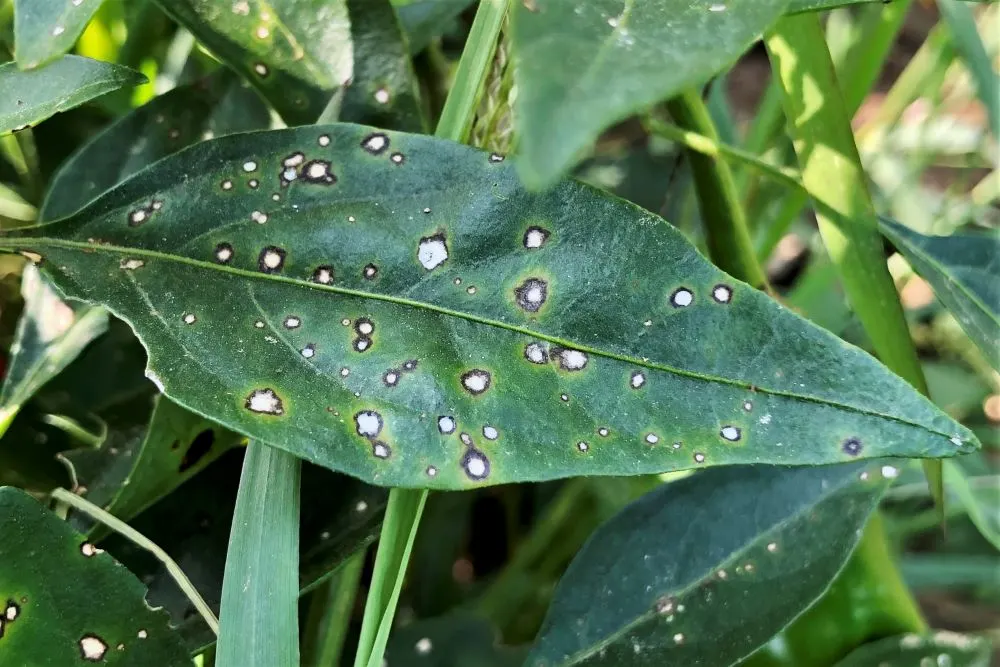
left=0, top=125, right=976, bottom=489
left=384, top=615, right=527, bottom=666
left=833, top=632, right=992, bottom=667
left=217, top=441, right=300, bottom=667
left=525, top=462, right=894, bottom=667
left=0, top=486, right=192, bottom=666
left=944, top=461, right=1000, bottom=551
left=879, top=217, right=1000, bottom=371
left=937, top=0, right=1000, bottom=139
left=511, top=0, right=790, bottom=188
left=396, top=0, right=474, bottom=54
left=14, top=0, right=107, bottom=70
left=0, top=56, right=147, bottom=134
left=40, top=70, right=271, bottom=221
left=0, top=263, right=108, bottom=432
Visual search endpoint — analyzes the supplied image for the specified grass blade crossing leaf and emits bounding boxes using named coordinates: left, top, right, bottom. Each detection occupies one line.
left=526, top=462, right=896, bottom=667
left=878, top=218, right=1000, bottom=372
left=833, top=632, right=992, bottom=667
left=216, top=441, right=301, bottom=667
left=511, top=0, right=791, bottom=188
left=0, top=125, right=976, bottom=489
left=0, top=56, right=147, bottom=134
left=14, top=0, right=107, bottom=70
left=0, top=486, right=192, bottom=666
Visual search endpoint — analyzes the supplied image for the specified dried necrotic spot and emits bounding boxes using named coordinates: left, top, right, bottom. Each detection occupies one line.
left=417, top=234, right=449, bottom=271
left=221, top=179, right=234, bottom=191
left=214, top=242, right=234, bottom=264
left=361, top=132, right=389, bottom=154
left=302, top=159, right=336, bottom=184
left=489, top=153, right=505, bottom=162
left=426, top=466, right=438, bottom=477
left=461, top=369, right=492, bottom=395
left=461, top=449, right=490, bottom=481
left=283, top=315, right=301, bottom=329
left=402, top=359, right=418, bottom=371
left=670, top=287, right=694, bottom=308
left=355, top=318, right=375, bottom=336
left=374, top=87, right=391, bottom=104
left=301, top=344, right=316, bottom=359
left=523, top=226, right=550, bottom=249
left=248, top=178, right=259, bottom=189
left=460, top=432, right=473, bottom=446
left=514, top=278, right=548, bottom=312
left=318, top=134, right=331, bottom=147
left=120, top=258, right=144, bottom=270
left=251, top=210, right=268, bottom=224
left=437, top=416, right=456, bottom=434
left=712, top=284, right=733, bottom=303
left=720, top=426, right=742, bottom=442
left=254, top=63, right=268, bottom=77
left=560, top=393, right=569, bottom=402
left=524, top=342, right=548, bottom=364
left=312, top=265, right=334, bottom=284
left=598, top=427, right=610, bottom=437
left=372, top=441, right=391, bottom=459
left=383, top=369, right=400, bottom=387
left=576, top=441, right=589, bottom=453
left=390, top=152, right=405, bottom=165
left=4, top=601, right=19, bottom=622
left=243, top=160, right=258, bottom=173
left=645, top=433, right=659, bottom=445
left=363, top=264, right=379, bottom=280
left=842, top=437, right=862, bottom=456
left=482, top=426, right=498, bottom=440
left=557, top=348, right=588, bottom=371
left=693, top=452, right=706, bottom=463
left=245, top=388, right=284, bottom=415
left=630, top=371, right=646, bottom=389
left=128, top=208, right=149, bottom=226
left=283, top=152, right=305, bottom=168
left=355, top=410, right=383, bottom=438
left=182, top=313, right=197, bottom=325
left=353, top=337, right=372, bottom=353
left=258, top=246, right=286, bottom=273
left=80, top=635, right=108, bottom=661
left=743, top=400, right=753, bottom=412
left=254, top=320, right=265, bottom=329
left=80, top=542, right=101, bottom=557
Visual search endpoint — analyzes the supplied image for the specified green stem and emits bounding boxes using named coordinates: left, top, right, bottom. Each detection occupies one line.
left=351, top=3, right=510, bottom=665
left=664, top=90, right=769, bottom=289
left=51, top=487, right=220, bottom=635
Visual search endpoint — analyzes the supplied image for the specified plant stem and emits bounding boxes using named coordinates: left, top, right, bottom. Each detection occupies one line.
left=664, top=90, right=769, bottom=289
left=351, top=2, right=510, bottom=665
left=51, top=487, right=220, bottom=635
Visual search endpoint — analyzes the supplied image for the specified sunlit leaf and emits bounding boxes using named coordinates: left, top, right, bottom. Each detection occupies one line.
left=14, top=0, right=108, bottom=70
left=879, top=217, right=1000, bottom=371
left=0, top=486, right=191, bottom=666
left=511, top=0, right=790, bottom=188
left=526, top=462, right=894, bottom=666
left=0, top=56, right=146, bottom=134
left=833, top=631, right=992, bottom=667
left=0, top=125, right=976, bottom=489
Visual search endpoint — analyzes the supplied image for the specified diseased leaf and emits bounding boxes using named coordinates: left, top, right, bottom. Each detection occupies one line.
left=526, top=462, right=894, bottom=667
left=395, top=0, right=474, bottom=54
left=41, top=70, right=271, bottom=221
left=879, top=217, right=1000, bottom=371
left=384, top=615, right=527, bottom=666
left=511, top=0, right=790, bottom=188
left=0, top=56, right=147, bottom=134
left=0, top=125, right=976, bottom=489
left=0, top=263, right=108, bottom=430
left=0, top=486, right=192, bottom=666
left=14, top=0, right=108, bottom=70
left=103, top=449, right=386, bottom=653
left=833, top=632, right=992, bottom=667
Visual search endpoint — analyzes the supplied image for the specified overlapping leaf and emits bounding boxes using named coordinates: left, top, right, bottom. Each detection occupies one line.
left=0, top=56, right=146, bottom=134
left=833, top=632, right=992, bottom=667
left=526, top=462, right=893, bottom=666
left=14, top=0, right=108, bottom=69
left=384, top=615, right=527, bottom=666
left=0, top=486, right=192, bottom=666
left=879, top=218, right=1000, bottom=370
left=511, top=0, right=791, bottom=188
left=0, top=125, right=976, bottom=489
left=395, top=0, right=474, bottom=54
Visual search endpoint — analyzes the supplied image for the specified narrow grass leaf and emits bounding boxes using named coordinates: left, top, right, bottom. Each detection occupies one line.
left=937, top=0, right=1000, bottom=139
left=14, top=0, right=107, bottom=70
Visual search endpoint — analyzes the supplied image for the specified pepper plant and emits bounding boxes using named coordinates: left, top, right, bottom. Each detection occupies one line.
left=0, top=0, right=997, bottom=666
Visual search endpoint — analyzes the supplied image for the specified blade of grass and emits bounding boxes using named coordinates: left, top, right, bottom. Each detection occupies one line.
left=302, top=553, right=365, bottom=667
left=938, top=0, right=1000, bottom=138
left=216, top=441, right=301, bottom=667
left=351, top=3, right=510, bottom=666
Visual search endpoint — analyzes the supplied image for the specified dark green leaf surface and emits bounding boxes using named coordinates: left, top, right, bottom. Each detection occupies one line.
left=384, top=615, right=527, bottom=666
left=396, top=0, right=474, bottom=54
left=0, top=264, right=107, bottom=428
left=526, top=462, right=893, bottom=666
left=154, top=0, right=352, bottom=124
left=1, top=125, right=975, bottom=489
left=511, top=0, right=789, bottom=188
left=879, top=218, right=1000, bottom=371
left=0, top=486, right=191, bottom=666
left=41, top=70, right=271, bottom=221
left=833, top=632, right=992, bottom=667
left=0, top=56, right=147, bottom=134
left=14, top=0, right=107, bottom=70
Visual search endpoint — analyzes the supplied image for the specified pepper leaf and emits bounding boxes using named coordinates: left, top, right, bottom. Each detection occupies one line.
left=384, top=615, right=527, bottom=666
left=0, top=486, right=192, bottom=666
left=526, top=462, right=894, bottom=666
left=14, top=0, right=108, bottom=70
left=833, top=632, right=992, bottom=667
left=0, top=125, right=976, bottom=489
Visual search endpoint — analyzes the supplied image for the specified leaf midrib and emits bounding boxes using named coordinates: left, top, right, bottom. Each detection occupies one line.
left=6, top=236, right=955, bottom=438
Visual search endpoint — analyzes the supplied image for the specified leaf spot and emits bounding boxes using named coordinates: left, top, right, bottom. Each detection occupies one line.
left=576, top=441, right=589, bottom=453
left=300, top=344, right=316, bottom=359
left=598, top=427, right=609, bottom=437
left=523, top=226, right=550, bottom=249
left=383, top=369, right=400, bottom=387
left=514, top=278, right=548, bottom=312
left=361, top=133, right=389, bottom=154
left=283, top=316, right=301, bottom=329
left=79, top=635, right=108, bottom=661
left=417, top=234, right=449, bottom=271
left=415, top=638, right=433, bottom=654
left=461, top=369, right=492, bottom=395
left=137, top=630, right=147, bottom=639
left=248, top=178, right=259, bottom=189
left=353, top=337, right=372, bottom=352
left=630, top=371, right=646, bottom=389
left=221, top=179, right=234, bottom=191
left=437, top=416, right=456, bottom=434
left=128, top=208, right=149, bottom=226
left=842, top=437, right=862, bottom=456
left=462, top=449, right=490, bottom=481
left=881, top=465, right=899, bottom=479
left=214, top=243, right=234, bottom=264
left=355, top=318, right=374, bottom=336
left=254, top=320, right=265, bottom=328
left=390, top=152, right=405, bottom=165
left=355, top=411, right=383, bottom=438
left=80, top=542, right=103, bottom=557
left=363, top=264, right=379, bottom=280
left=182, top=313, right=197, bottom=325
left=120, top=258, right=145, bottom=270
left=483, top=425, right=498, bottom=440
left=318, top=135, right=331, bottom=147
left=743, top=400, right=753, bottom=412
left=374, top=87, right=390, bottom=104
left=556, top=348, right=588, bottom=371
left=693, top=452, right=706, bottom=463
left=489, top=153, right=505, bottom=162
left=426, top=466, right=438, bottom=477
left=5, top=601, right=19, bottom=622
left=670, top=287, right=694, bottom=308
left=402, top=359, right=418, bottom=371
left=767, top=542, right=778, bottom=553
left=560, top=393, right=569, bottom=402
left=524, top=342, right=548, bottom=364
left=673, top=633, right=684, bottom=645
left=258, top=246, right=286, bottom=273
left=254, top=63, right=268, bottom=77
left=311, top=265, right=334, bottom=284
left=242, top=160, right=258, bottom=173
left=245, top=388, right=284, bottom=415
left=372, top=441, right=391, bottom=459
left=645, top=433, right=659, bottom=445
left=720, top=426, right=741, bottom=442
left=340, top=367, right=350, bottom=377
left=302, top=159, right=336, bottom=184
left=712, top=284, right=733, bottom=303
left=251, top=210, right=268, bottom=224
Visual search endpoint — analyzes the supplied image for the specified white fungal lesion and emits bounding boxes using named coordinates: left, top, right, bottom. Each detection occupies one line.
left=720, top=426, right=742, bottom=442
left=243, top=160, right=258, bottom=173
left=354, top=319, right=374, bottom=336
left=311, top=266, right=334, bottom=284
left=373, top=87, right=391, bottom=104
left=670, top=287, right=694, bottom=308
left=372, top=441, right=391, bottom=459
left=598, top=427, right=610, bottom=437
left=712, top=284, right=733, bottom=303
left=383, top=369, right=400, bottom=387
left=523, top=226, right=550, bottom=249
left=221, top=179, right=234, bottom=191
left=524, top=342, right=548, bottom=364
left=390, top=152, right=405, bottom=165
left=214, top=242, right=234, bottom=264
left=693, top=452, right=706, bottom=463
left=120, top=258, right=145, bottom=270
left=743, top=400, right=753, bottom=412
left=302, top=160, right=335, bottom=184
left=80, top=542, right=103, bottom=557
left=437, top=416, right=456, bottom=434
left=137, top=630, right=148, bottom=639
left=355, top=410, right=383, bottom=438
left=182, top=313, right=197, bottom=325
left=483, top=425, right=499, bottom=440
left=353, top=338, right=372, bottom=352
left=318, top=135, right=331, bottom=147
left=514, top=278, right=549, bottom=313
left=363, top=264, right=379, bottom=279
left=462, top=449, right=490, bottom=481
left=253, top=63, right=268, bottom=76
left=557, top=348, right=588, bottom=371
left=283, top=315, right=301, bottom=329
left=300, top=344, right=316, bottom=359
left=251, top=210, right=268, bottom=224
left=461, top=369, right=492, bottom=395
left=576, top=441, right=589, bottom=453
left=361, top=133, right=389, bottom=154
left=417, top=234, right=449, bottom=271
left=630, top=371, right=646, bottom=389
left=645, top=433, right=659, bottom=444
left=258, top=246, right=286, bottom=273
left=4, top=602, right=18, bottom=622
left=245, top=388, right=285, bottom=415
left=79, top=635, right=108, bottom=661
left=415, top=638, right=433, bottom=654
left=489, top=153, right=505, bottom=162
left=426, top=466, right=438, bottom=477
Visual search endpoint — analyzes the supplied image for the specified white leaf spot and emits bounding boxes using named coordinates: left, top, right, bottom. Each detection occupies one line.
left=415, top=638, right=432, bottom=654
left=558, top=348, right=588, bottom=371
left=120, top=258, right=145, bottom=270
left=720, top=426, right=741, bottom=441
left=712, top=284, right=733, bottom=303
left=355, top=411, right=383, bottom=438
left=245, top=388, right=284, bottom=415
left=524, top=342, right=548, bottom=364
left=251, top=210, right=268, bottom=224
left=483, top=425, right=498, bottom=440
left=670, top=288, right=693, bottom=308
left=182, top=313, right=196, bottom=325
left=523, top=226, right=550, bottom=249
left=417, top=234, right=449, bottom=270
left=283, top=316, right=301, bottom=329
left=243, top=160, right=258, bottom=173
left=462, top=450, right=490, bottom=480
left=461, top=369, right=491, bottom=395
left=80, top=635, right=107, bottom=661
left=438, top=416, right=456, bottom=434
left=630, top=371, right=646, bottom=389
